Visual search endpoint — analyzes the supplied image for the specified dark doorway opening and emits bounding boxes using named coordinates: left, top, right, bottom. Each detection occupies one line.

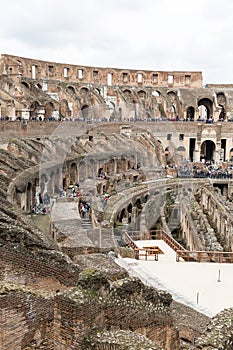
left=189, top=138, right=196, bottom=161
left=221, top=139, right=226, bottom=161
left=200, top=140, right=216, bottom=163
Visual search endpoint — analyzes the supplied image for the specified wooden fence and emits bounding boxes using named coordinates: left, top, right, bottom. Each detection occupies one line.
left=122, top=230, right=233, bottom=263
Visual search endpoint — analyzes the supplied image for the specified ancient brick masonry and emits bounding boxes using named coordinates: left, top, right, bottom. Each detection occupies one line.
left=0, top=286, right=54, bottom=350
left=0, top=272, right=179, bottom=349
left=53, top=273, right=179, bottom=350
left=0, top=246, right=80, bottom=288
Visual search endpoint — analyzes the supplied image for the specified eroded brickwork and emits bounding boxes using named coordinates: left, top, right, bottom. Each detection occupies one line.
left=0, top=289, right=53, bottom=350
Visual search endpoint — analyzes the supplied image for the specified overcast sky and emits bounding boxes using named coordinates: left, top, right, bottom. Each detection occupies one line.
left=1, top=0, right=233, bottom=85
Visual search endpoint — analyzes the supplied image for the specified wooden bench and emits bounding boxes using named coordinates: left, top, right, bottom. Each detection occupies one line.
left=134, top=247, right=159, bottom=261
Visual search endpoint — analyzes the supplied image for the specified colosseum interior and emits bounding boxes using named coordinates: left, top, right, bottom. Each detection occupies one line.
left=1, top=54, right=233, bottom=349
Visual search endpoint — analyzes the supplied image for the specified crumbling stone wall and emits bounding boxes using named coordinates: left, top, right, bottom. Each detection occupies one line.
left=0, top=247, right=80, bottom=290
left=0, top=54, right=203, bottom=89
left=0, top=285, right=54, bottom=350
left=54, top=272, right=179, bottom=350
left=195, top=308, right=233, bottom=349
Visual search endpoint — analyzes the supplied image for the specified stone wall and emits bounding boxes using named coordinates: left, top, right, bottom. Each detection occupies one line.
left=53, top=274, right=179, bottom=350
left=0, top=247, right=80, bottom=289
left=0, top=54, right=203, bottom=88
left=2, top=120, right=233, bottom=166
left=0, top=286, right=54, bottom=350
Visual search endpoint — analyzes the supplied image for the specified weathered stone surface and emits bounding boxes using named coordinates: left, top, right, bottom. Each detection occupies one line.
left=171, top=300, right=211, bottom=349
left=195, top=308, right=233, bottom=349
left=73, top=253, right=128, bottom=281
left=82, top=329, right=164, bottom=349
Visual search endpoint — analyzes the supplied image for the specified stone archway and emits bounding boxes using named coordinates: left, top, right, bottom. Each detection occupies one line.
left=217, top=93, right=226, bottom=120
left=177, top=146, right=186, bottom=162
left=198, top=98, right=213, bottom=121
left=44, top=102, right=55, bottom=119
left=200, top=140, right=216, bottom=163
left=70, top=162, right=78, bottom=185
left=67, top=85, right=76, bottom=94
left=186, top=106, right=195, bottom=121
left=30, top=101, right=41, bottom=120
left=107, top=101, right=115, bottom=120
left=81, top=105, right=89, bottom=120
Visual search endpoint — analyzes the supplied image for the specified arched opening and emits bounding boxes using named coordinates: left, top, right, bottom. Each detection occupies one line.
left=127, top=203, right=133, bottom=224
left=106, top=101, right=115, bottom=120
left=30, top=101, right=41, bottom=120
left=21, top=81, right=30, bottom=89
left=67, top=85, right=76, bottom=94
left=44, top=102, right=55, bottom=119
left=217, top=93, right=226, bottom=120
left=167, top=91, right=178, bottom=120
left=123, top=89, right=132, bottom=101
left=81, top=105, right=89, bottom=120
left=186, top=106, right=195, bottom=121
left=119, top=208, right=127, bottom=223
left=70, top=163, right=77, bottom=185
left=200, top=140, right=216, bottom=163
left=137, top=90, right=146, bottom=99
left=177, top=146, right=186, bottom=162
left=80, top=87, right=89, bottom=95
left=152, top=91, right=162, bottom=107
left=35, top=83, right=42, bottom=89
left=167, top=91, right=177, bottom=103
left=198, top=98, right=213, bottom=121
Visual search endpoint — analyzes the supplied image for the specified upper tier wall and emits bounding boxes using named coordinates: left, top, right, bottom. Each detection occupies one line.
left=0, top=54, right=203, bottom=88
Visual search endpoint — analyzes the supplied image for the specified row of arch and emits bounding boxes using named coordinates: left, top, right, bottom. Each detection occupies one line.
left=13, top=153, right=144, bottom=213
left=20, top=79, right=229, bottom=121
left=27, top=100, right=91, bottom=120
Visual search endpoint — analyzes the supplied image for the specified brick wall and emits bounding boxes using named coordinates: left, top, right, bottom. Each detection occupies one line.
left=0, top=247, right=80, bottom=289
left=53, top=292, right=177, bottom=350
left=0, top=291, right=53, bottom=350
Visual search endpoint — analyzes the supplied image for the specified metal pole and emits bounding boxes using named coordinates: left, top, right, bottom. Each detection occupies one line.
left=217, top=269, right=221, bottom=282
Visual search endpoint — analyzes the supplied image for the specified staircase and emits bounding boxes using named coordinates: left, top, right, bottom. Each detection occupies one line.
left=81, top=217, right=92, bottom=229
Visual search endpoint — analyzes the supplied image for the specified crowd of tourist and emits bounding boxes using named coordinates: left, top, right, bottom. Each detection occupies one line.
left=31, top=181, right=94, bottom=222
left=1, top=115, right=233, bottom=123
left=178, top=163, right=233, bottom=179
